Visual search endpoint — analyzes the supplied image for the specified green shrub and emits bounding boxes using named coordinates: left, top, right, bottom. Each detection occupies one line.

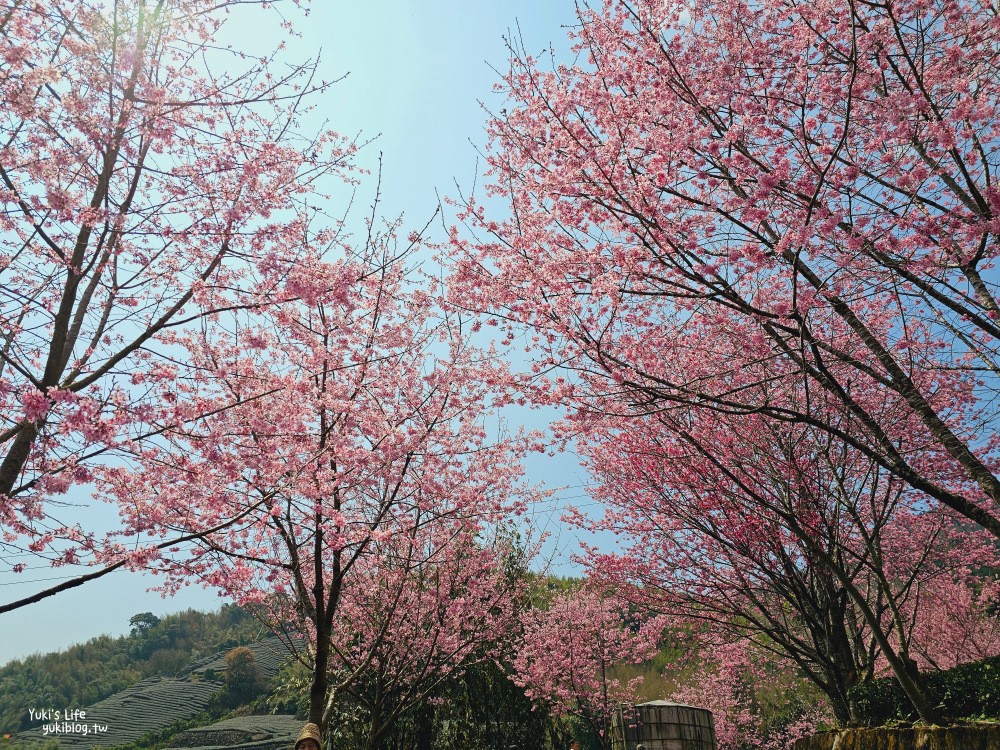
left=928, top=657, right=1000, bottom=719
left=848, top=655, right=1000, bottom=725
left=848, top=674, right=911, bottom=724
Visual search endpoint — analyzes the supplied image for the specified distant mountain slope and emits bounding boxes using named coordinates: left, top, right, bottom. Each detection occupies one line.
left=0, top=605, right=265, bottom=734
left=13, top=636, right=298, bottom=749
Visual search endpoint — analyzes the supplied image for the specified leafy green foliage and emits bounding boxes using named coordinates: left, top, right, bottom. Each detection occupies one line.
left=259, top=659, right=310, bottom=718
left=129, top=613, right=161, bottom=634
left=849, top=656, right=1000, bottom=725
left=220, top=647, right=267, bottom=707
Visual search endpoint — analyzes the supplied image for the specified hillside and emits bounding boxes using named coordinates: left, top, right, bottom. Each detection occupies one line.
left=167, top=715, right=303, bottom=750
left=0, top=605, right=272, bottom=734
left=12, top=637, right=297, bottom=750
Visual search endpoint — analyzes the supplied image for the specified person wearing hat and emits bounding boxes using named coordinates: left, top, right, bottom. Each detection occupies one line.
left=294, top=722, right=322, bottom=750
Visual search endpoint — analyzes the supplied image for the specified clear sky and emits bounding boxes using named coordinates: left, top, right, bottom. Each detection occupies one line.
left=0, top=1, right=595, bottom=667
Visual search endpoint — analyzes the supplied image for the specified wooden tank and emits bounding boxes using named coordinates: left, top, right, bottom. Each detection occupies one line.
left=610, top=700, right=717, bottom=750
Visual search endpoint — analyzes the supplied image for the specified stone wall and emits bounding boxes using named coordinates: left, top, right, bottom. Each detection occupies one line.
left=794, top=725, right=1000, bottom=750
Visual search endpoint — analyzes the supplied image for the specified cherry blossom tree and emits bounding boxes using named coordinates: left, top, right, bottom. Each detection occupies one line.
left=670, top=638, right=829, bottom=750
left=576, top=406, right=999, bottom=724
left=97, top=235, right=534, bottom=728
left=904, top=574, right=1000, bottom=671
left=512, top=588, right=659, bottom=750
left=0, top=0, right=353, bottom=598
left=450, top=0, right=1000, bottom=725
left=452, top=0, right=1000, bottom=541
left=325, top=530, right=525, bottom=750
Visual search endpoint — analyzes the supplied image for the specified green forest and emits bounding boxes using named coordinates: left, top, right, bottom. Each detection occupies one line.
left=0, top=605, right=262, bottom=733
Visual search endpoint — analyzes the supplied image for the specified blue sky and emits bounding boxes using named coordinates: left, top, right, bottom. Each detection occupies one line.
left=0, top=1, right=595, bottom=667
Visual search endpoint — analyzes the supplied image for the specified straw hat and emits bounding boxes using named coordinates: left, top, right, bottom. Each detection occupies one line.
left=294, top=723, right=322, bottom=750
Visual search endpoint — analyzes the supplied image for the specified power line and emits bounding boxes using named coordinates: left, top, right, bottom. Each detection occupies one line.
left=0, top=572, right=96, bottom=586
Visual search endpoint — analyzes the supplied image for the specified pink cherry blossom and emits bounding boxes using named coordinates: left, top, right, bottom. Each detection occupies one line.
left=513, top=588, right=660, bottom=749
left=0, top=0, right=356, bottom=594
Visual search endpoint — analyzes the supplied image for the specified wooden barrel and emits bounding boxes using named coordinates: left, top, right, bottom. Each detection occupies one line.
left=610, top=700, right=717, bottom=750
